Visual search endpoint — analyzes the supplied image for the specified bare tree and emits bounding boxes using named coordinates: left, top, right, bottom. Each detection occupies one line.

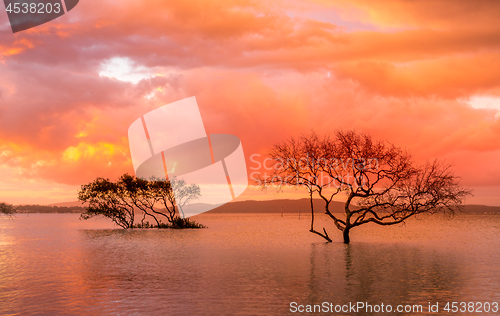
left=152, top=177, right=201, bottom=222
left=261, top=131, right=471, bottom=243
left=261, top=132, right=337, bottom=241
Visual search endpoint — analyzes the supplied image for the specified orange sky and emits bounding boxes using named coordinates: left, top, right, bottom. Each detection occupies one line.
left=0, top=0, right=499, bottom=205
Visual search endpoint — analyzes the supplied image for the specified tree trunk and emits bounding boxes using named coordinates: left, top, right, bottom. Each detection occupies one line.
left=343, top=193, right=353, bottom=244
left=343, top=227, right=350, bottom=244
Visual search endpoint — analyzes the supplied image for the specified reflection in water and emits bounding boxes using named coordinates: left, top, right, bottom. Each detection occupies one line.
left=1, top=213, right=500, bottom=315
left=339, top=244, right=465, bottom=310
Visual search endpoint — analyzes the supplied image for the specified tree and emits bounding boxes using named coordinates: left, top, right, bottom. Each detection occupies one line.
left=0, top=202, right=16, bottom=215
left=261, top=130, right=471, bottom=243
left=78, top=174, right=202, bottom=229
left=118, top=174, right=201, bottom=226
left=118, top=174, right=164, bottom=227
left=165, top=178, right=201, bottom=219
left=78, top=177, right=136, bottom=228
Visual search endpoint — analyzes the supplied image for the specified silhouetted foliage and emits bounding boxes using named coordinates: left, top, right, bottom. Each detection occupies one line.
left=169, top=216, right=205, bottom=229
left=78, top=174, right=202, bottom=229
left=132, top=217, right=205, bottom=229
left=261, top=130, right=472, bottom=243
left=15, top=205, right=85, bottom=213
left=0, top=202, right=16, bottom=215
left=79, top=177, right=136, bottom=228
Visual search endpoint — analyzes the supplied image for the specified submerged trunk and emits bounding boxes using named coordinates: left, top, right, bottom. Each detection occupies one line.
left=343, top=193, right=353, bottom=244
left=343, top=227, right=350, bottom=244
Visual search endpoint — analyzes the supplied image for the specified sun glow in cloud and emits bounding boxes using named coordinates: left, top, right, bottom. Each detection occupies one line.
left=62, top=142, right=117, bottom=162
left=466, top=96, right=500, bottom=111
left=99, top=57, right=154, bottom=84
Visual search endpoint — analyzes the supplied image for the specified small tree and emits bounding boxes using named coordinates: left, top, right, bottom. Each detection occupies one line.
left=120, top=175, right=201, bottom=225
left=261, top=131, right=471, bottom=243
left=78, top=174, right=202, bottom=229
left=79, top=177, right=136, bottom=228
left=162, top=178, right=201, bottom=220
left=118, top=174, right=163, bottom=227
left=0, top=202, right=16, bottom=215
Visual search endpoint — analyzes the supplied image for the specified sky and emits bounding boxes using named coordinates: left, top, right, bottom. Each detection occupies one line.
left=0, top=0, right=499, bottom=205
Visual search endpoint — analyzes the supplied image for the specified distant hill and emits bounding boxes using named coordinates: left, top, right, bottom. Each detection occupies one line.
left=36, top=199, right=342, bottom=214
left=14, top=199, right=500, bottom=215
left=49, top=201, right=87, bottom=207
left=15, top=204, right=85, bottom=213
left=208, top=198, right=345, bottom=214
left=207, top=200, right=500, bottom=215
left=460, top=204, right=500, bottom=215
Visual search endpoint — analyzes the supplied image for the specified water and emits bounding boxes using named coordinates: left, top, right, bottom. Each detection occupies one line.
left=1, top=213, right=500, bottom=315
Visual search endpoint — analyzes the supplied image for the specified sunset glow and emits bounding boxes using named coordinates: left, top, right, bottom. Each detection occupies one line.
left=0, top=0, right=499, bottom=204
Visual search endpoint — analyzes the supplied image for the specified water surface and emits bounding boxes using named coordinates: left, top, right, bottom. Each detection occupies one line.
left=1, top=213, right=500, bottom=315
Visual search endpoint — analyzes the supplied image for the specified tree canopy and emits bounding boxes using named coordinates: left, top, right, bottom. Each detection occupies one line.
left=0, top=202, right=15, bottom=215
left=78, top=174, right=202, bottom=229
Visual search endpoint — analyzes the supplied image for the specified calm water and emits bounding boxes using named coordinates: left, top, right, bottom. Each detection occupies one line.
left=1, top=213, right=500, bottom=315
